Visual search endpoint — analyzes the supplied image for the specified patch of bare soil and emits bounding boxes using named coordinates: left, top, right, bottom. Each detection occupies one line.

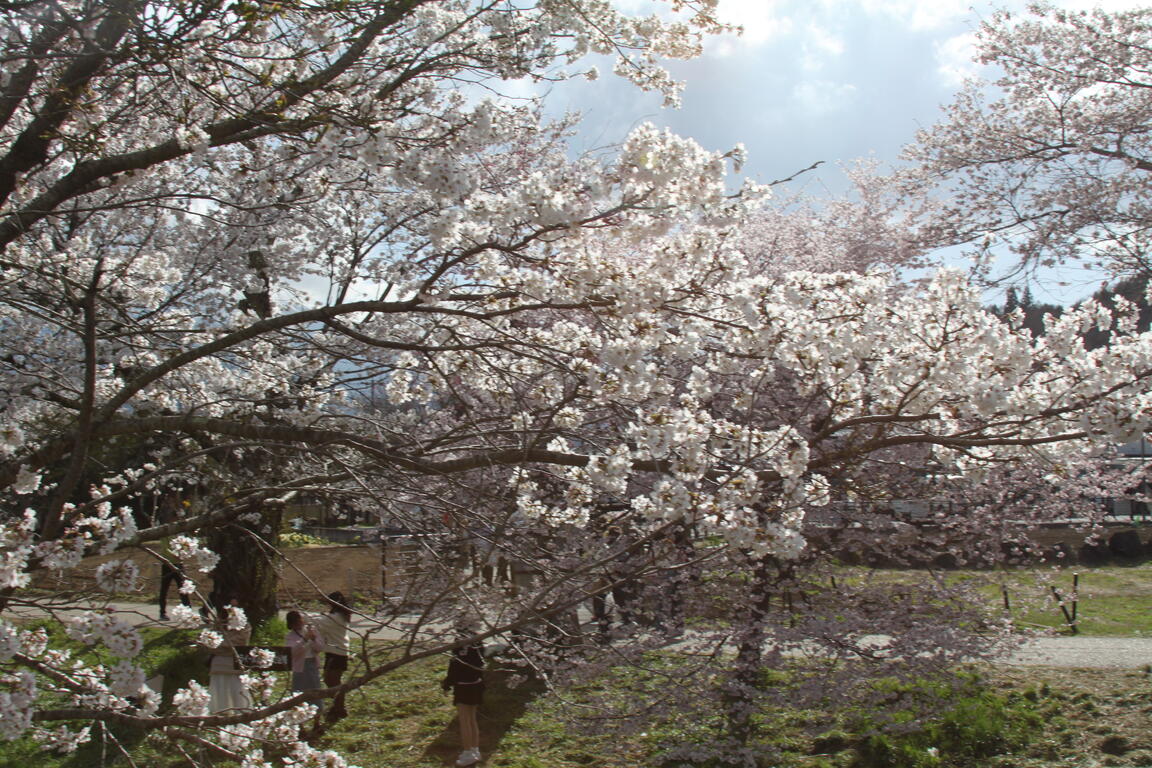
left=988, top=666, right=1152, bottom=767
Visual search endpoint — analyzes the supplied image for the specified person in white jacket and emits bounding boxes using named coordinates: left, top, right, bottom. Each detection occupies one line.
left=313, top=591, right=352, bottom=721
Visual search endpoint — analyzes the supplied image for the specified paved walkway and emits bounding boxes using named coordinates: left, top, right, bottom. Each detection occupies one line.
left=9, top=599, right=1152, bottom=669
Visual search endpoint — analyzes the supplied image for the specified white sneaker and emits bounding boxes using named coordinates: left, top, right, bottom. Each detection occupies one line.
left=455, top=748, right=480, bottom=766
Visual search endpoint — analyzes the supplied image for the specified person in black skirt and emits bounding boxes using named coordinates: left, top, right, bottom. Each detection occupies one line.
left=315, top=591, right=352, bottom=721
left=442, top=630, right=485, bottom=767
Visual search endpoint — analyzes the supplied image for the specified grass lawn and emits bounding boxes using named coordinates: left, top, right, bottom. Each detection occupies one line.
left=992, top=564, right=1152, bottom=635
left=937, top=563, right=1152, bottom=636
left=9, top=563, right=1152, bottom=766
left=12, top=654, right=1148, bottom=768
left=839, top=563, right=1152, bottom=636
left=320, top=656, right=639, bottom=768
left=293, top=657, right=1147, bottom=768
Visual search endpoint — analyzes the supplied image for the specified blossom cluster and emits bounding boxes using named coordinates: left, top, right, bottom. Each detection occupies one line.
left=168, top=536, right=221, bottom=573
left=64, top=614, right=143, bottom=659
left=2, top=0, right=1152, bottom=765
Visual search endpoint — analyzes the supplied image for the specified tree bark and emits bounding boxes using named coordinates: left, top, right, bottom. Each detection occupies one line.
left=207, top=503, right=283, bottom=628
left=723, top=555, right=780, bottom=749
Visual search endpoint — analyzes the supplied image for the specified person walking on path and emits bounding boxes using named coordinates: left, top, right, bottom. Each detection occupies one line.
left=314, top=591, right=352, bottom=721
left=442, top=627, right=486, bottom=767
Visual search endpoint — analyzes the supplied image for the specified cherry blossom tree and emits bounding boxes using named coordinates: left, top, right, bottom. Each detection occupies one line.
left=907, top=2, right=1152, bottom=278
left=0, top=0, right=756, bottom=761
left=1, top=1, right=1152, bottom=765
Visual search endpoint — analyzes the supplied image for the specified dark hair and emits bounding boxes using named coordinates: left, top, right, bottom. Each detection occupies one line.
left=285, top=610, right=303, bottom=630
left=326, top=591, right=352, bottom=621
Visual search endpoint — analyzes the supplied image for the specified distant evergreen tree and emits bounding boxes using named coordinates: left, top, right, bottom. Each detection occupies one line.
left=993, top=283, right=1062, bottom=338
left=1082, top=274, right=1152, bottom=350
left=1004, top=286, right=1020, bottom=315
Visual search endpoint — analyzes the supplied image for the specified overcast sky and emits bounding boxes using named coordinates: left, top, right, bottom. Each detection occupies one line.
left=523, top=0, right=1146, bottom=303
left=551, top=0, right=1143, bottom=184
left=553, top=0, right=999, bottom=187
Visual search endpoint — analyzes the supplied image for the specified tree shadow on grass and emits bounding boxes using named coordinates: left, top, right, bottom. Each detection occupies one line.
left=424, top=666, right=549, bottom=765
left=59, top=629, right=205, bottom=767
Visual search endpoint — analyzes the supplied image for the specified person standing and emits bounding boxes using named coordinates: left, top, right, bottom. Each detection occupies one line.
left=285, top=610, right=323, bottom=692
left=314, top=591, right=352, bottom=721
left=441, top=630, right=485, bottom=767
left=207, top=593, right=251, bottom=713
left=153, top=495, right=193, bottom=622
left=157, top=560, right=192, bottom=621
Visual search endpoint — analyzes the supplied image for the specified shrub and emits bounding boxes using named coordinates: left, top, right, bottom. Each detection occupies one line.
left=851, top=676, right=1044, bottom=768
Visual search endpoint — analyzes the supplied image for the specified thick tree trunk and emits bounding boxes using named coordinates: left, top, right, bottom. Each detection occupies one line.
left=207, top=504, right=283, bottom=628
left=723, top=556, right=779, bottom=749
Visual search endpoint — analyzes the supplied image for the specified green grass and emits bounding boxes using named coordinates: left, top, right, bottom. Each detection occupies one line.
left=843, top=675, right=1051, bottom=768
left=280, top=532, right=329, bottom=547
left=0, top=621, right=207, bottom=768
left=0, top=627, right=1068, bottom=768
left=8, top=562, right=1152, bottom=766
left=313, top=655, right=1054, bottom=768
left=840, top=563, right=1152, bottom=636
left=321, top=656, right=627, bottom=768
left=991, top=565, right=1152, bottom=635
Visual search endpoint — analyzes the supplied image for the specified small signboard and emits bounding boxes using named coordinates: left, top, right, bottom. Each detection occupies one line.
left=232, top=645, right=292, bottom=672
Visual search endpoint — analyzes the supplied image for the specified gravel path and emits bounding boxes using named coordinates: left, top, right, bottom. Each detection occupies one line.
left=1004, top=635, right=1152, bottom=669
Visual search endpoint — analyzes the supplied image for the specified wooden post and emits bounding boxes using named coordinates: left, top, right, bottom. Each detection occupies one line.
left=1051, top=585, right=1078, bottom=634
left=1072, top=573, right=1079, bottom=625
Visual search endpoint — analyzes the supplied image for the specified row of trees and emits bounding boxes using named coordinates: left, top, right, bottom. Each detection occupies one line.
left=0, top=1, right=1151, bottom=765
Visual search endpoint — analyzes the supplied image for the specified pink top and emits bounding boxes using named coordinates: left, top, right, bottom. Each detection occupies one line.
left=285, top=627, right=323, bottom=673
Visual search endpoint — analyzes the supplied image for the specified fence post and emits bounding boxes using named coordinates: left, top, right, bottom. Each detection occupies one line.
left=1071, top=573, right=1079, bottom=626
left=1051, top=585, right=1078, bottom=634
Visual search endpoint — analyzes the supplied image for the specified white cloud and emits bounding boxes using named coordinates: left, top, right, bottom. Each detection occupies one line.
left=701, top=0, right=974, bottom=57
left=608, top=0, right=670, bottom=14
left=716, top=0, right=793, bottom=44
left=1052, top=0, right=1151, bottom=11
left=610, top=0, right=795, bottom=54
left=497, top=75, right=546, bottom=102
left=792, top=79, right=858, bottom=115
left=934, top=32, right=981, bottom=88
left=706, top=0, right=794, bottom=56
left=801, top=23, right=845, bottom=70
left=854, top=0, right=973, bottom=31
